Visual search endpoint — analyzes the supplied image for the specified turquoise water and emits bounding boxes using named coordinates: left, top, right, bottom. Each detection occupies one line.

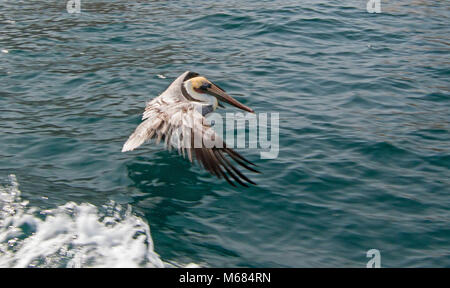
left=0, top=1, right=449, bottom=267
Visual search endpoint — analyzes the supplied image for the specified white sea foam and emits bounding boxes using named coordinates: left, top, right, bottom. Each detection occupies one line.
left=0, top=174, right=165, bottom=268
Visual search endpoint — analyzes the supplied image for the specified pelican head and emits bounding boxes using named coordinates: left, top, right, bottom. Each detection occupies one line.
left=181, top=73, right=254, bottom=113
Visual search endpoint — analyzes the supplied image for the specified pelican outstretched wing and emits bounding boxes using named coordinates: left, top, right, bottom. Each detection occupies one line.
left=122, top=100, right=258, bottom=187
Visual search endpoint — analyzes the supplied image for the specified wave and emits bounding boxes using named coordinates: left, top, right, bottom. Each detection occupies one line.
left=0, top=174, right=170, bottom=268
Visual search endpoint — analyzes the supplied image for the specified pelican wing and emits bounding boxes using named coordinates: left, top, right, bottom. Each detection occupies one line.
left=122, top=101, right=258, bottom=187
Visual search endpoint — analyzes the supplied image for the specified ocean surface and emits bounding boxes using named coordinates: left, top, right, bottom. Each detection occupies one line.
left=0, top=1, right=449, bottom=267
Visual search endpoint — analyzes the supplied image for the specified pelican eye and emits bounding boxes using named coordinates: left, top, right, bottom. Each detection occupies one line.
left=200, top=82, right=212, bottom=91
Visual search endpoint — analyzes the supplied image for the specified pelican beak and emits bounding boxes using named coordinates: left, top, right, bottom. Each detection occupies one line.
left=206, top=83, right=254, bottom=113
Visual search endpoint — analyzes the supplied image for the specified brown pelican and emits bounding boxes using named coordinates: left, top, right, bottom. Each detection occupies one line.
left=122, top=71, right=258, bottom=187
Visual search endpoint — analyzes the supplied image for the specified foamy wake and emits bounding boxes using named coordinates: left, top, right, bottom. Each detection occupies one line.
left=0, top=174, right=168, bottom=268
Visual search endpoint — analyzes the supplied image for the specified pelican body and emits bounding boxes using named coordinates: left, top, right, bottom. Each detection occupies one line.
left=122, top=71, right=258, bottom=187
